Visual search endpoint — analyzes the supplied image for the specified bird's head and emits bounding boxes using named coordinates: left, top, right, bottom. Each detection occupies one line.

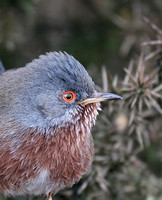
left=2, top=52, right=121, bottom=135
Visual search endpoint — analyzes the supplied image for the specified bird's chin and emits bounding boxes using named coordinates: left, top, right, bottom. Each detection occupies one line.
left=41, top=102, right=101, bottom=135
left=77, top=102, right=101, bottom=128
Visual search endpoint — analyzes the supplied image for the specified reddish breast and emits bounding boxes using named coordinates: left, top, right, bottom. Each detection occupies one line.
left=0, top=103, right=99, bottom=195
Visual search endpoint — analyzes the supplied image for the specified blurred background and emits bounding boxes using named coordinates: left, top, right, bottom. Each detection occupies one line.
left=0, top=0, right=162, bottom=200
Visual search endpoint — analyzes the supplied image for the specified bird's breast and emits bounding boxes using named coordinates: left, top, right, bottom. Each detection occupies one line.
left=26, top=125, right=94, bottom=194
left=0, top=103, right=99, bottom=195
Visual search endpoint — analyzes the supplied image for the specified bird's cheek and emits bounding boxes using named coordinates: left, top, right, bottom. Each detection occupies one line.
left=38, top=96, right=65, bottom=118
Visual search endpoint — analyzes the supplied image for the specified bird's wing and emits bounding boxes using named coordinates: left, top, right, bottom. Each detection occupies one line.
left=0, top=61, right=5, bottom=73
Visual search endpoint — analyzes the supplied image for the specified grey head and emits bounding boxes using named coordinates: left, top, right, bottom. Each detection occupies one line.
left=0, top=52, right=96, bottom=132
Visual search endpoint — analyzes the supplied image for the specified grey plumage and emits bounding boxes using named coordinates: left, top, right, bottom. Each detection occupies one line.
left=0, top=61, right=5, bottom=73
left=0, top=52, right=96, bottom=133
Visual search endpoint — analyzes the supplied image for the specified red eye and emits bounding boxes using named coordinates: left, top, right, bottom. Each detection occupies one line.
left=62, top=91, right=76, bottom=103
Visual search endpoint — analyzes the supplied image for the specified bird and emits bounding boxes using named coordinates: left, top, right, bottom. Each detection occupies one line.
left=0, top=52, right=122, bottom=200
left=0, top=60, right=5, bottom=73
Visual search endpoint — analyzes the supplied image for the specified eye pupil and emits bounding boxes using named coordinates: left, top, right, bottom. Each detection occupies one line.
left=65, top=94, right=72, bottom=100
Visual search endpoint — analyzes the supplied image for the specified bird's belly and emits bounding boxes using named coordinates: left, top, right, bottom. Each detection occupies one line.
left=1, top=126, right=94, bottom=196
left=21, top=169, right=50, bottom=195
left=2, top=169, right=49, bottom=196
left=22, top=150, right=93, bottom=196
left=3, top=169, right=64, bottom=196
left=16, top=137, right=93, bottom=196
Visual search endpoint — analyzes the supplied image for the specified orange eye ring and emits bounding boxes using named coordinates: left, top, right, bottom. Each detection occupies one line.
left=62, top=91, right=76, bottom=103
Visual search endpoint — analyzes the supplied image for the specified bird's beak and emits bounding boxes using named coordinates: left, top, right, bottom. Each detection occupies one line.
left=78, top=92, right=122, bottom=105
